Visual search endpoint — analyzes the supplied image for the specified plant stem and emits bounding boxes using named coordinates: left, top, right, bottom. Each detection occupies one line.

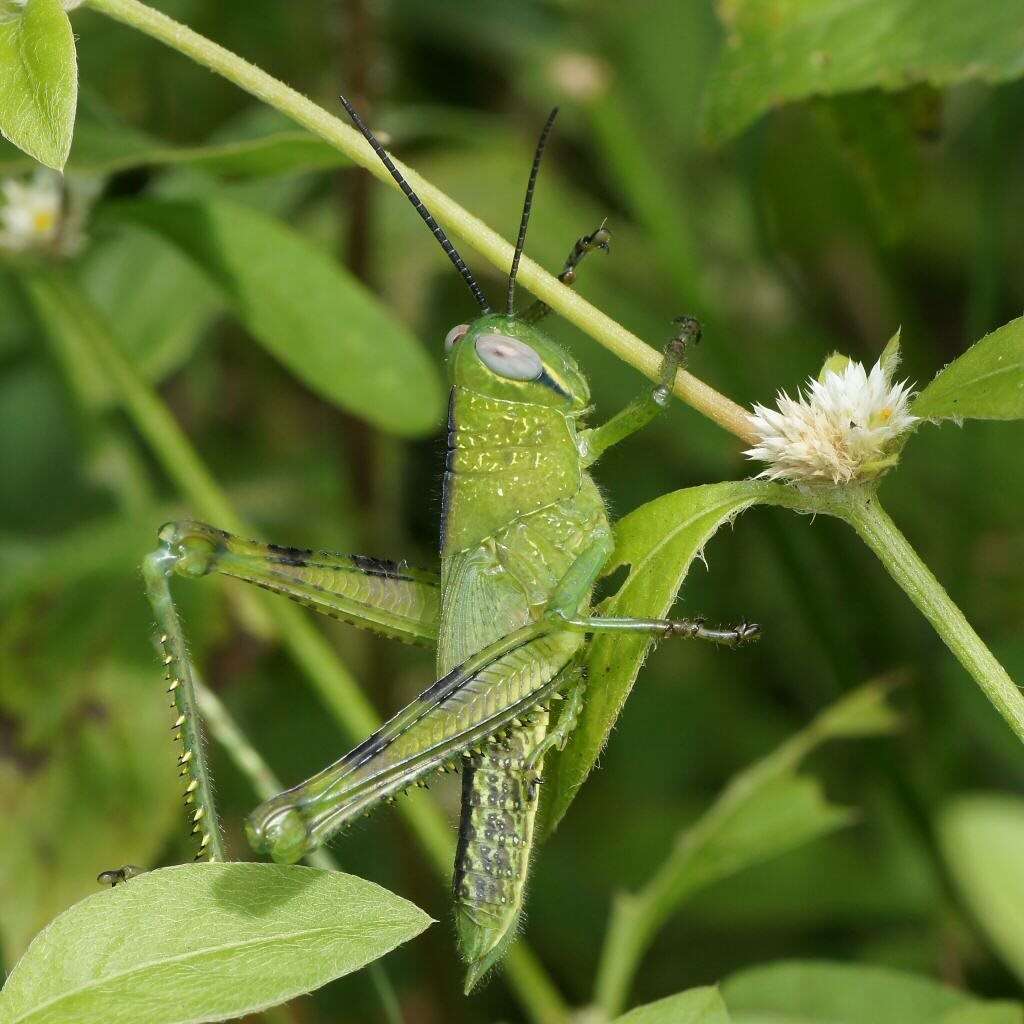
left=23, top=267, right=567, bottom=1024
left=80, top=0, right=755, bottom=445
left=837, top=487, right=1024, bottom=744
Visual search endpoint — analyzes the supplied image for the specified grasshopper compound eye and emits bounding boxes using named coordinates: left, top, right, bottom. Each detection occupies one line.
left=444, top=323, right=470, bottom=351
left=475, top=332, right=543, bottom=380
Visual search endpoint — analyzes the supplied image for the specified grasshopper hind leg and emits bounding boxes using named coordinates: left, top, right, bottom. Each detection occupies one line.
left=143, top=536, right=225, bottom=862
left=142, top=519, right=442, bottom=864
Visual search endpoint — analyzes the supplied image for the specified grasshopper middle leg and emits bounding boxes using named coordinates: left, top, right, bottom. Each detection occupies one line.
left=579, top=315, right=702, bottom=467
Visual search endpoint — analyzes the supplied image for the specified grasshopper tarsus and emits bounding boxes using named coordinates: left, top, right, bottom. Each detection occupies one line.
left=706, top=620, right=761, bottom=648
left=671, top=313, right=703, bottom=346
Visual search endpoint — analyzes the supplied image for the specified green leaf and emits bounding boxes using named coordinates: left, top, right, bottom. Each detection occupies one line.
left=0, top=118, right=348, bottom=179
left=0, top=863, right=432, bottom=1024
left=702, top=0, right=1024, bottom=144
left=939, top=793, right=1024, bottom=986
left=103, top=198, right=444, bottom=436
left=644, top=680, right=897, bottom=902
left=880, top=327, right=903, bottom=378
left=0, top=91, right=348, bottom=179
left=615, top=985, right=732, bottom=1023
left=722, top=960, right=1015, bottom=1024
left=912, top=316, right=1024, bottom=421
left=76, top=228, right=221, bottom=404
left=542, top=481, right=779, bottom=834
left=0, top=0, right=77, bottom=170
left=663, top=773, right=853, bottom=905
left=593, top=682, right=898, bottom=1016
left=818, top=351, right=852, bottom=381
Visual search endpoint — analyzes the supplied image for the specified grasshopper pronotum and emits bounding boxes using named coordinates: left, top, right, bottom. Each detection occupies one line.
left=143, top=100, right=759, bottom=991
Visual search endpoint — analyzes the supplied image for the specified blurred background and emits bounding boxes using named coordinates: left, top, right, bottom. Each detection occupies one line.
left=1, top=1, right=1023, bottom=1021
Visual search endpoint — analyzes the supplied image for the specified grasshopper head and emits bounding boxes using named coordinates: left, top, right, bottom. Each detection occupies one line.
left=444, top=314, right=590, bottom=412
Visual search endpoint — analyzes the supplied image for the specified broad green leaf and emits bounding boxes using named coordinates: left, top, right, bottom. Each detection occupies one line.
left=0, top=91, right=347, bottom=178
left=702, top=0, right=1024, bottom=144
left=615, top=985, right=732, bottom=1024
left=0, top=863, right=432, bottom=1024
left=76, top=228, right=221, bottom=404
left=722, top=960, right=1012, bottom=1024
left=104, top=198, right=444, bottom=436
left=913, top=316, right=1024, bottom=421
left=542, top=481, right=781, bottom=833
left=0, top=119, right=348, bottom=178
left=0, top=0, right=77, bottom=170
left=939, top=793, right=1024, bottom=985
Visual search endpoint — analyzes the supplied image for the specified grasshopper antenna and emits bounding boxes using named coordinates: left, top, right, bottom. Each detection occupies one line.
left=507, top=107, right=559, bottom=317
left=339, top=93, right=491, bottom=314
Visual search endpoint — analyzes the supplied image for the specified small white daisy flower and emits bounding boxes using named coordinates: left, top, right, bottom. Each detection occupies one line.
left=745, top=357, right=917, bottom=484
left=0, top=170, right=64, bottom=253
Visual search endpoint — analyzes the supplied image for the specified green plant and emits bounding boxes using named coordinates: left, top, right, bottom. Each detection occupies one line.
left=1, top=1, right=1023, bottom=1022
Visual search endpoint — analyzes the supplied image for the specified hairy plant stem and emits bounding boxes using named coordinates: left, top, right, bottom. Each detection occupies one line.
left=23, top=268, right=567, bottom=1024
left=832, top=486, right=1024, bottom=743
left=80, top=0, right=755, bottom=445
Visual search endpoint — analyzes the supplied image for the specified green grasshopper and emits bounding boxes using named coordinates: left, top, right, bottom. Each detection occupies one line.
left=142, top=100, right=759, bottom=991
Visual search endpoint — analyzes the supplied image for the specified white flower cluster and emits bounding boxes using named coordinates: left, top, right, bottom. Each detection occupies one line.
left=745, top=358, right=917, bottom=484
left=0, top=170, right=64, bottom=253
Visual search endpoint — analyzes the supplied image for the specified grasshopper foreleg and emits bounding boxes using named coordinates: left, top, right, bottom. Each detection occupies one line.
left=579, top=315, right=702, bottom=467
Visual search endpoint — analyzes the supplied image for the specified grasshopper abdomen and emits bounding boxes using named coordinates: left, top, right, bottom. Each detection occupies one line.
left=453, top=712, right=550, bottom=990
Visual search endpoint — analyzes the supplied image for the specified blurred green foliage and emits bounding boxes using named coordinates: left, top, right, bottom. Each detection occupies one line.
left=2, top=0, right=1024, bottom=1021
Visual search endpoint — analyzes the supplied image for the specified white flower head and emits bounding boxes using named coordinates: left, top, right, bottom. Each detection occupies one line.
left=745, top=356, right=917, bottom=484
left=0, top=169, right=64, bottom=253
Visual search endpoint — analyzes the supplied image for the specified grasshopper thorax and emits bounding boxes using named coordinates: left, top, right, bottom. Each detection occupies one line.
left=440, top=314, right=592, bottom=556
left=445, top=314, right=590, bottom=412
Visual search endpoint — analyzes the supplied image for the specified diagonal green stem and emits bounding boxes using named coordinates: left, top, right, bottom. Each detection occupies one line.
left=21, top=267, right=567, bottom=1024
left=835, top=487, right=1024, bottom=744
left=79, top=0, right=755, bottom=445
